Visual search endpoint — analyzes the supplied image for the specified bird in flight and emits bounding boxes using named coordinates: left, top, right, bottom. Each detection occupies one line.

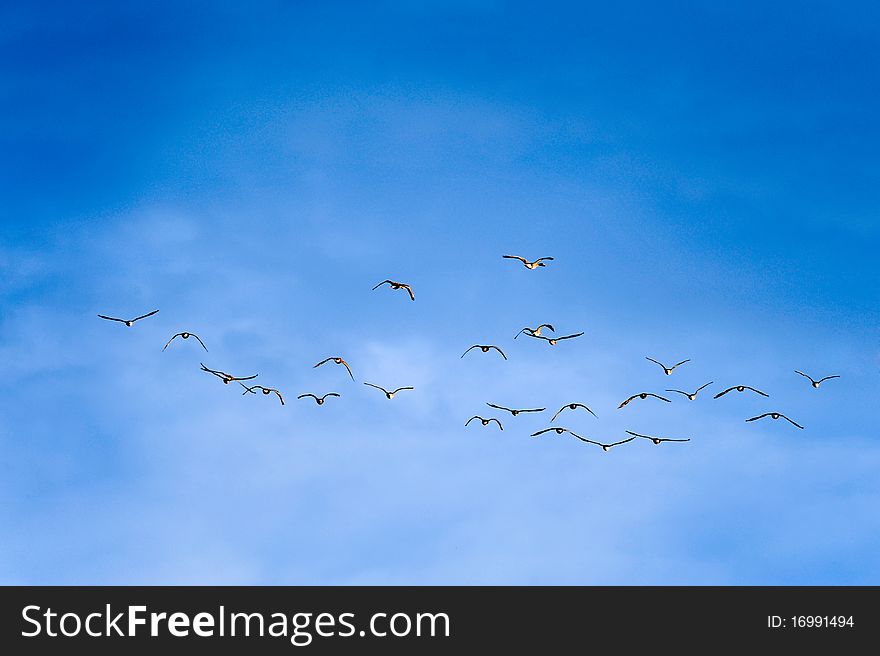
left=515, top=324, right=554, bottom=339
left=666, top=382, right=713, bottom=401
left=794, top=371, right=840, bottom=389
left=297, top=392, right=340, bottom=405
left=618, top=392, right=672, bottom=409
left=163, top=331, right=208, bottom=352
left=364, top=383, right=414, bottom=399
left=200, top=363, right=257, bottom=385
left=571, top=434, right=637, bottom=452
left=502, top=255, right=554, bottom=270
left=97, top=309, right=159, bottom=327
left=486, top=403, right=545, bottom=417
left=746, top=412, right=804, bottom=429
left=550, top=403, right=598, bottom=422
left=527, top=332, right=584, bottom=346
left=645, top=357, right=691, bottom=375
left=372, top=280, right=415, bottom=301
left=461, top=344, right=507, bottom=360
left=626, top=430, right=691, bottom=445
left=465, top=416, right=503, bottom=430
left=240, top=383, right=285, bottom=405
left=531, top=427, right=574, bottom=437
left=314, top=357, right=355, bottom=380
left=714, top=385, right=769, bottom=399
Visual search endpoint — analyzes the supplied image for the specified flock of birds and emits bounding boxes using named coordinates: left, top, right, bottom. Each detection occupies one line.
left=98, top=254, right=840, bottom=452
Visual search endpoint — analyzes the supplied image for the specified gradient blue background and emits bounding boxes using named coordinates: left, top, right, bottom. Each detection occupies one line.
left=1, top=1, right=878, bottom=584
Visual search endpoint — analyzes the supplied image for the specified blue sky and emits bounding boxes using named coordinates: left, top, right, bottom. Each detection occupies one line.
left=1, top=1, right=878, bottom=584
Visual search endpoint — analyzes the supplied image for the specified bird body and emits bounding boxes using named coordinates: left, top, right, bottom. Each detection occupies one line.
left=646, top=357, right=690, bottom=375
left=364, top=383, right=414, bottom=399
left=465, top=416, right=503, bottom=430
left=527, top=332, right=584, bottom=346
left=241, top=384, right=285, bottom=405
left=746, top=412, right=804, bottom=429
left=618, top=392, right=672, bottom=409
left=486, top=403, right=544, bottom=416
left=714, top=385, right=769, bottom=399
left=666, top=382, right=713, bottom=401
left=625, top=430, right=690, bottom=445
left=502, top=255, right=554, bottom=270
left=461, top=344, right=507, bottom=360
left=314, top=357, right=355, bottom=380
left=794, top=371, right=839, bottom=389
left=200, top=363, right=257, bottom=384
left=297, top=392, right=340, bottom=405
left=372, top=280, right=415, bottom=301
left=515, top=324, right=554, bottom=339
left=571, top=434, right=637, bottom=452
left=98, top=309, right=159, bottom=327
left=163, top=331, right=208, bottom=351
left=550, top=403, right=597, bottom=422
left=531, top=427, right=572, bottom=436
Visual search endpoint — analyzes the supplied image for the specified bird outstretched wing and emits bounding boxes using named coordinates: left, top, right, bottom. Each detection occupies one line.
left=131, top=309, right=160, bottom=322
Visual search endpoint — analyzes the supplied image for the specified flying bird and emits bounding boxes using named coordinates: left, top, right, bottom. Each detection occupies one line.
left=714, top=385, right=769, bottom=399
left=666, top=382, right=713, bottom=401
left=571, top=434, right=637, bottom=452
left=163, top=331, right=208, bottom=352
left=527, top=332, right=584, bottom=346
left=240, top=384, right=285, bottom=405
left=550, top=403, right=598, bottom=422
left=531, top=427, right=573, bottom=437
left=364, top=383, right=414, bottom=399
left=461, top=345, right=507, bottom=360
left=618, top=392, right=672, bottom=409
left=465, top=416, right=503, bottom=430
left=372, top=280, right=415, bottom=301
left=626, top=430, right=691, bottom=445
left=645, top=357, right=691, bottom=375
left=297, top=392, right=340, bottom=405
left=746, top=412, right=804, bottom=429
left=200, top=363, right=257, bottom=385
left=794, top=371, right=840, bottom=389
left=314, top=357, right=355, bottom=380
left=97, top=309, right=159, bottom=327
left=486, top=403, right=545, bottom=417
left=502, top=255, right=554, bottom=270
left=515, top=324, right=554, bottom=339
